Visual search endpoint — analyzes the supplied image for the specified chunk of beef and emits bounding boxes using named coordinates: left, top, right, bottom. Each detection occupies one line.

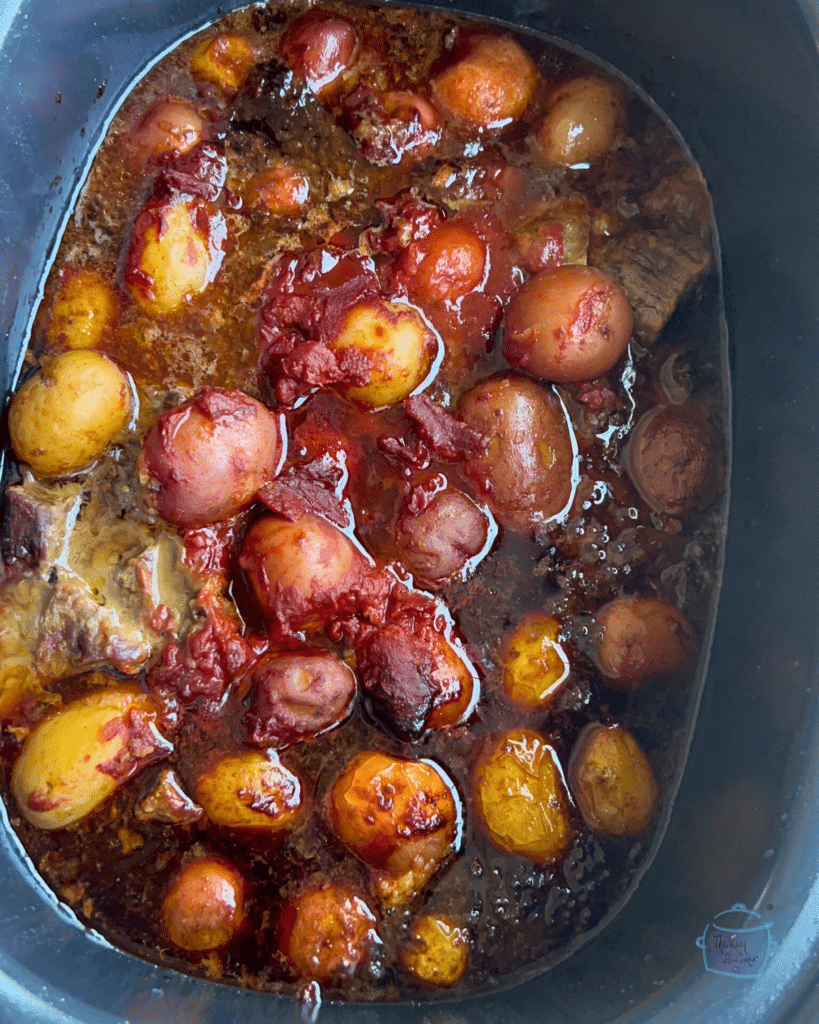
left=0, top=481, right=81, bottom=579
left=135, top=768, right=203, bottom=825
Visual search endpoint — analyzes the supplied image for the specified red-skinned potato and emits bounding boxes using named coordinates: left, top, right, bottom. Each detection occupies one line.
left=239, top=512, right=365, bottom=634
left=538, top=76, right=625, bottom=166
left=458, top=374, right=575, bottom=532
left=140, top=388, right=284, bottom=529
left=162, top=857, right=245, bottom=951
left=133, top=99, right=205, bottom=160
left=503, top=265, right=633, bottom=383
left=246, top=160, right=310, bottom=215
left=432, top=35, right=538, bottom=128
left=242, top=651, right=356, bottom=746
left=569, top=723, right=660, bottom=836
left=279, top=883, right=379, bottom=984
left=594, top=594, right=696, bottom=689
left=624, top=404, right=719, bottom=516
left=394, top=484, right=492, bottom=585
left=279, top=11, right=360, bottom=96
left=404, top=222, right=487, bottom=305
left=327, top=751, right=461, bottom=906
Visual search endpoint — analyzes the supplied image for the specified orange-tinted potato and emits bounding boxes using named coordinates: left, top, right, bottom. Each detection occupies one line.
left=246, top=160, right=310, bottom=215
left=140, top=388, right=284, bottom=528
left=195, top=750, right=304, bottom=832
left=327, top=751, right=461, bottom=906
left=473, top=729, right=572, bottom=862
left=279, top=883, right=379, bottom=984
left=190, top=33, right=259, bottom=92
left=405, top=222, right=487, bottom=305
left=45, top=267, right=118, bottom=351
left=458, top=374, right=576, bottom=532
left=432, top=35, right=538, bottom=128
left=501, top=613, right=570, bottom=708
left=569, top=723, right=660, bottom=835
left=162, top=857, right=245, bottom=951
left=403, top=913, right=468, bottom=988
left=594, top=594, right=696, bottom=689
left=133, top=99, right=205, bottom=160
left=503, top=265, right=632, bottom=383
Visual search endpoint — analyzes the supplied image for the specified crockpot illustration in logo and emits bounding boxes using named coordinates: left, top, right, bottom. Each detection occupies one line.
left=696, top=903, right=778, bottom=978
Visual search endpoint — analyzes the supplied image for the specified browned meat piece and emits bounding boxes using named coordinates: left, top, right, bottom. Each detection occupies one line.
left=596, top=165, right=713, bottom=343
left=0, top=481, right=81, bottom=579
left=135, top=768, right=204, bottom=825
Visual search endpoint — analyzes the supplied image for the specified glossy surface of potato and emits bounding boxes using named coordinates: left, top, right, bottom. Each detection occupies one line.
left=45, top=268, right=118, bottom=350
left=539, top=76, right=624, bottom=166
left=12, top=687, right=167, bottom=830
left=239, top=513, right=361, bottom=631
left=501, top=613, right=570, bottom=708
left=328, top=751, right=461, bottom=905
left=242, top=651, right=357, bottom=746
left=432, top=35, right=538, bottom=128
left=190, top=33, right=258, bottom=92
left=279, top=12, right=361, bottom=95
left=403, top=913, right=468, bottom=988
left=279, top=884, right=379, bottom=984
left=595, top=595, right=696, bottom=689
left=394, top=485, right=492, bottom=584
left=625, top=404, right=718, bottom=515
left=195, top=751, right=304, bottom=831
left=9, top=351, right=132, bottom=479
left=569, top=724, right=660, bottom=835
left=458, top=374, right=576, bottom=532
left=140, top=388, right=284, bottom=528
left=328, top=299, right=439, bottom=408
left=134, top=99, right=205, bottom=160
left=246, top=161, right=310, bottom=215
left=408, top=223, right=487, bottom=304
left=473, top=729, right=572, bottom=862
left=503, top=265, right=633, bottom=383
left=162, top=857, right=245, bottom=951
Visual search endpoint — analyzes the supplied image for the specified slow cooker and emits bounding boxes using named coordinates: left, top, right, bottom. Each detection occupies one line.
left=1, top=0, right=818, bottom=1021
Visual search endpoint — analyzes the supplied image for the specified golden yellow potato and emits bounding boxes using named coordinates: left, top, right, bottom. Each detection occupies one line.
left=190, top=33, right=259, bottom=92
left=195, top=751, right=304, bottom=832
left=501, top=613, right=570, bottom=708
left=328, top=299, right=440, bottom=409
left=162, top=857, right=245, bottom=951
left=46, top=268, right=118, bottom=350
left=538, top=76, right=625, bottom=166
left=8, top=350, right=132, bottom=479
left=473, top=729, right=572, bottom=862
left=128, top=201, right=213, bottom=314
left=403, top=914, right=468, bottom=987
left=12, top=686, right=167, bottom=830
left=568, top=723, right=660, bottom=835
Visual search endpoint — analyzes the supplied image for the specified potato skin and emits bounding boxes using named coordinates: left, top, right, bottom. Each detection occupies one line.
left=568, top=723, right=660, bottom=835
left=501, top=613, right=570, bottom=709
left=190, top=33, right=259, bottom=92
left=279, top=883, right=378, bottom=985
left=45, top=268, right=118, bottom=351
left=195, top=750, right=304, bottom=831
left=279, top=12, right=361, bottom=96
left=242, top=651, right=356, bottom=746
left=134, top=99, right=205, bottom=160
left=538, top=76, right=624, bottom=166
left=12, top=686, right=168, bottom=830
left=503, top=265, right=632, bottom=383
left=162, top=857, right=245, bottom=951
left=403, top=913, right=468, bottom=988
left=473, top=729, right=572, bottom=862
left=432, top=35, right=538, bottom=128
left=594, top=595, right=696, bottom=689
left=139, top=388, right=284, bottom=528
left=9, top=351, right=132, bottom=479
left=458, top=374, right=575, bottom=532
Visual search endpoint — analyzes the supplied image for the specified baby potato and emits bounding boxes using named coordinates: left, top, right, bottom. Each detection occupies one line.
left=279, top=883, right=379, bottom=985
left=538, top=76, right=625, bottom=167
left=8, top=350, right=132, bottom=479
left=134, top=99, right=205, bottom=161
left=195, top=750, right=304, bottom=832
left=190, top=33, right=259, bottom=92
left=12, top=686, right=168, bottom=830
left=402, top=913, right=468, bottom=988
left=127, top=200, right=220, bottom=315
left=279, top=12, right=361, bottom=96
left=246, top=160, right=310, bottom=216
left=45, top=267, right=118, bottom=351
left=594, top=594, right=696, bottom=689
left=432, top=35, right=538, bottom=128
left=162, top=856, right=245, bottom=951
left=473, top=729, right=572, bottom=863
left=568, top=723, right=660, bottom=835
left=327, top=751, right=461, bottom=906
left=501, top=613, right=570, bottom=709
left=328, top=299, right=440, bottom=409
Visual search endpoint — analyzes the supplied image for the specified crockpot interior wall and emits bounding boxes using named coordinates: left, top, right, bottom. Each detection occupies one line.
left=2, top=0, right=819, bottom=1022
